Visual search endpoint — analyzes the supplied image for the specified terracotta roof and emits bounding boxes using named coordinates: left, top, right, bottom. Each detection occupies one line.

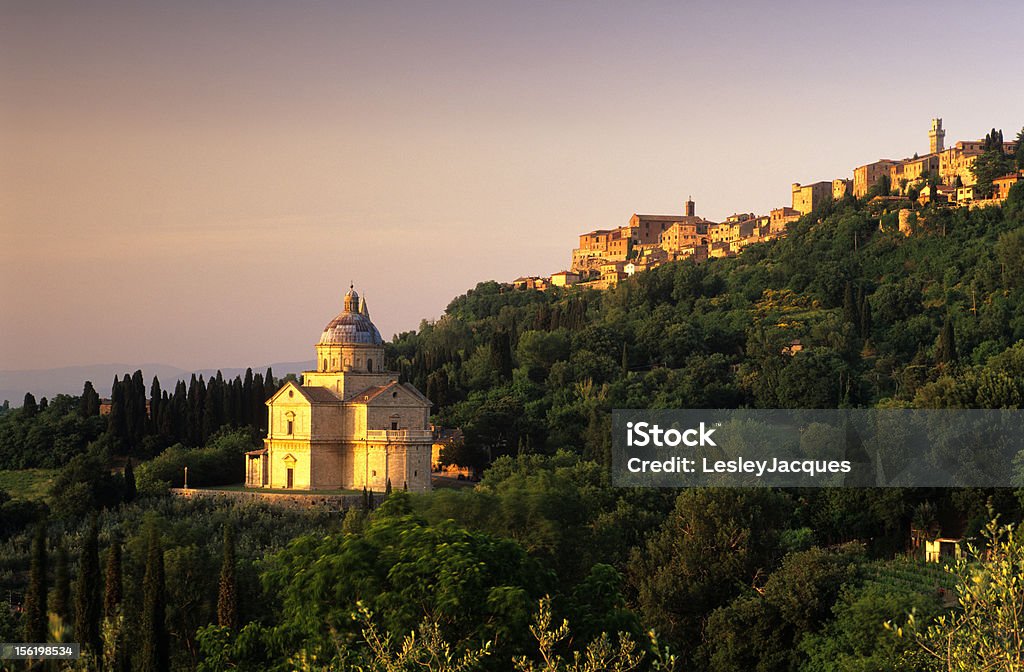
left=348, top=380, right=431, bottom=406
left=351, top=381, right=398, bottom=403
left=289, top=386, right=343, bottom=403
left=631, top=213, right=692, bottom=222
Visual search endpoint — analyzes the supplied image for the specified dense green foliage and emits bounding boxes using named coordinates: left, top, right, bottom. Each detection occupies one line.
left=23, top=522, right=47, bottom=643
left=75, top=517, right=102, bottom=656
left=0, top=368, right=277, bottom=473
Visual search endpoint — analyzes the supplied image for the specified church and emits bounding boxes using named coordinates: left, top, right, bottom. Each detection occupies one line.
left=245, top=286, right=433, bottom=492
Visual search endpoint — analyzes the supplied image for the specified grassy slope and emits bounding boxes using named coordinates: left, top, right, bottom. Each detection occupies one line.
left=0, top=468, right=57, bottom=501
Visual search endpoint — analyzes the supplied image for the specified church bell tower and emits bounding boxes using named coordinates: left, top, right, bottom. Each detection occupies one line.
left=929, top=118, right=945, bottom=154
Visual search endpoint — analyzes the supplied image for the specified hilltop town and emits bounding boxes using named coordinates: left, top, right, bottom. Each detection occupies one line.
left=515, top=119, right=1024, bottom=291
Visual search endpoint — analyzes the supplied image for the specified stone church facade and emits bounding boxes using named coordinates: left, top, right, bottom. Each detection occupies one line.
left=245, top=286, right=433, bottom=492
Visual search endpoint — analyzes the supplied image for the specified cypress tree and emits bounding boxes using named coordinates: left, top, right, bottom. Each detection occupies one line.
left=230, top=377, right=244, bottom=427
left=202, top=375, right=223, bottom=442
left=140, top=527, right=168, bottom=672
left=23, top=523, right=47, bottom=643
left=252, top=373, right=266, bottom=432
left=158, top=390, right=174, bottom=440
left=362, top=486, right=369, bottom=509
left=621, top=342, right=629, bottom=376
left=860, top=298, right=873, bottom=339
left=242, top=368, right=254, bottom=426
left=842, top=281, right=857, bottom=325
left=125, top=371, right=146, bottom=448
left=123, top=459, right=136, bottom=503
left=103, top=542, right=123, bottom=618
left=385, top=478, right=392, bottom=495
left=173, top=380, right=188, bottom=443
left=217, top=527, right=238, bottom=631
left=149, top=376, right=162, bottom=436
left=74, top=517, right=102, bottom=656
left=52, top=542, right=70, bottom=623
left=187, top=374, right=204, bottom=446
left=103, top=540, right=129, bottom=672
left=490, top=331, right=513, bottom=381
left=80, top=381, right=101, bottom=418
left=22, top=392, right=38, bottom=420
left=264, top=368, right=275, bottom=395
left=938, top=315, right=958, bottom=364
left=109, top=375, right=128, bottom=451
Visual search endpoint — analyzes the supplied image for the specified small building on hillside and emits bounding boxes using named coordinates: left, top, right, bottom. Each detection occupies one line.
left=993, top=171, right=1024, bottom=201
left=549, top=270, right=581, bottom=287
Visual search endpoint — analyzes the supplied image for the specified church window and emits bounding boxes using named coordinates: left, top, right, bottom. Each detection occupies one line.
left=372, top=470, right=377, bottom=476
left=287, top=419, right=293, bottom=435
left=414, top=470, right=418, bottom=476
left=323, top=359, right=328, bottom=371
left=391, top=421, right=398, bottom=430
left=367, top=358, right=373, bottom=372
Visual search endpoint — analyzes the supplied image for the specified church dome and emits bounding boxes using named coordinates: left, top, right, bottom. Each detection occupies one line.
left=318, top=286, right=384, bottom=346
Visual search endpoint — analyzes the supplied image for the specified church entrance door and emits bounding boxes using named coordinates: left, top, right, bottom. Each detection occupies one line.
left=286, top=468, right=294, bottom=489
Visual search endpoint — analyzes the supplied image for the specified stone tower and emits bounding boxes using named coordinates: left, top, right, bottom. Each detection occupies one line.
left=929, top=118, right=945, bottom=154
left=685, top=196, right=695, bottom=218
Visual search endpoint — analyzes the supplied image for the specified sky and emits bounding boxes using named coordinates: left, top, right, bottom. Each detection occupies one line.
left=2, top=0, right=1023, bottom=372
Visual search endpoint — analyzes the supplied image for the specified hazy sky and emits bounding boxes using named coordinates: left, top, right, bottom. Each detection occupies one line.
left=2, top=0, right=1023, bottom=372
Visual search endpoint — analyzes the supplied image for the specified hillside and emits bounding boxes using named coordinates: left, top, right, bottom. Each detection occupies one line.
left=387, top=185, right=1024, bottom=466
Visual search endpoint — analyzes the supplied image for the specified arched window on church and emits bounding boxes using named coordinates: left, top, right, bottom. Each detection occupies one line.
left=367, top=358, right=373, bottom=372
left=323, top=359, right=328, bottom=371
left=285, top=411, right=295, bottom=436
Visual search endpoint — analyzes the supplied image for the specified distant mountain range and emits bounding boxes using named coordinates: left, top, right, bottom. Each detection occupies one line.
left=0, top=360, right=315, bottom=405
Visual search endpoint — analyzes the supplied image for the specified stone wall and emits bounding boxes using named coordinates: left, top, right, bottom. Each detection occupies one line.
left=170, top=487, right=369, bottom=510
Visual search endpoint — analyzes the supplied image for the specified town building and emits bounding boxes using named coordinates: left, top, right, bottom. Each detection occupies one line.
left=512, top=276, right=548, bottom=290
left=791, top=181, right=832, bottom=215
left=549, top=270, right=581, bottom=287
left=600, top=261, right=628, bottom=286
left=659, top=221, right=709, bottom=251
left=993, top=171, right=1024, bottom=201
left=890, top=154, right=939, bottom=195
left=246, top=286, right=433, bottom=493
left=917, top=183, right=955, bottom=206
left=770, top=207, right=801, bottom=234
left=854, top=159, right=899, bottom=198
left=832, top=178, right=853, bottom=200
left=939, top=142, right=983, bottom=187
